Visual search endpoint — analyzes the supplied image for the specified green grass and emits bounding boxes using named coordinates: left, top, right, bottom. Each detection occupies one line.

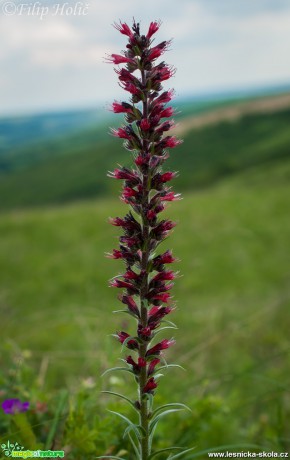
left=0, top=108, right=290, bottom=212
left=1, top=159, right=289, bottom=456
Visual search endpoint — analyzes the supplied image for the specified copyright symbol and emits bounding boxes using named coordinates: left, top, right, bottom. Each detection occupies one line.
left=2, top=1, right=16, bottom=15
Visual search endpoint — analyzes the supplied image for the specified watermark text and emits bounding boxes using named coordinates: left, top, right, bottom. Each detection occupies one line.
left=1, top=1, right=89, bottom=19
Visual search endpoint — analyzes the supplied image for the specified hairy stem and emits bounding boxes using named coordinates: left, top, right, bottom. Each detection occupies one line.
left=139, top=68, right=150, bottom=460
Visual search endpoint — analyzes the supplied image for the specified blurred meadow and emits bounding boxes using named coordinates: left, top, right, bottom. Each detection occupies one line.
left=1, top=0, right=290, bottom=458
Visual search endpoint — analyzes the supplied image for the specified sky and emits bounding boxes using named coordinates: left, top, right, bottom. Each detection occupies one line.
left=0, top=0, right=290, bottom=115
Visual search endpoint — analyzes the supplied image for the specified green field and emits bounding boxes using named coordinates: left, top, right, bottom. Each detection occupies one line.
left=1, top=150, right=290, bottom=458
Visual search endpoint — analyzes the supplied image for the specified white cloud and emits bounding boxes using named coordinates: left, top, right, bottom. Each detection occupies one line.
left=0, top=16, right=78, bottom=46
left=0, top=0, right=290, bottom=114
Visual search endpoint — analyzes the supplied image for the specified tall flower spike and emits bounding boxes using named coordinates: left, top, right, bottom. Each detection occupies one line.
left=104, top=20, right=185, bottom=460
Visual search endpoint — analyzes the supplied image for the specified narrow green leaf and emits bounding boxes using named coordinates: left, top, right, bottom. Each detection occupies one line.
left=158, top=364, right=186, bottom=373
left=137, top=424, right=147, bottom=437
left=123, top=423, right=146, bottom=440
left=162, top=319, right=177, bottom=328
left=101, top=391, right=138, bottom=411
left=101, top=366, right=134, bottom=377
left=148, top=447, right=184, bottom=459
left=128, top=433, right=141, bottom=459
left=147, top=393, right=154, bottom=412
left=45, top=389, right=68, bottom=450
left=154, top=326, right=178, bottom=337
left=152, top=403, right=192, bottom=419
left=167, top=447, right=195, bottom=459
left=149, top=422, right=158, bottom=452
left=149, top=409, right=183, bottom=434
left=108, top=410, right=141, bottom=442
left=159, top=355, right=168, bottom=368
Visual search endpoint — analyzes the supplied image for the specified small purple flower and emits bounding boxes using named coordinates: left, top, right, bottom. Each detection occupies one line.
left=2, top=398, right=29, bottom=414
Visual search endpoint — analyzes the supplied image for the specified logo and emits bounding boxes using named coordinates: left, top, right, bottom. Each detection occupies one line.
left=1, top=441, right=25, bottom=456
left=1, top=442, right=65, bottom=458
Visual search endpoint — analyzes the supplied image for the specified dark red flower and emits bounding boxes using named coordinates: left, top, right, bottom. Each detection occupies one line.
left=156, top=120, right=175, bottom=134
left=160, top=192, right=181, bottom=202
left=138, top=325, right=152, bottom=340
left=153, top=89, right=174, bottom=106
left=140, top=119, right=151, bottom=131
left=120, top=236, right=140, bottom=247
left=117, top=331, right=139, bottom=350
left=135, top=154, right=150, bottom=168
left=126, top=355, right=146, bottom=373
left=150, top=292, right=171, bottom=304
left=116, top=68, right=139, bottom=84
left=147, top=41, right=169, bottom=61
left=106, top=54, right=135, bottom=65
left=160, top=171, right=177, bottom=182
left=147, top=209, right=156, bottom=221
left=159, top=136, right=182, bottom=149
left=153, top=250, right=176, bottom=268
left=106, top=249, right=122, bottom=259
left=111, top=127, right=132, bottom=139
left=109, top=217, right=126, bottom=226
left=122, top=186, right=138, bottom=198
left=110, top=279, right=138, bottom=292
left=148, top=358, right=160, bottom=376
left=124, top=269, right=140, bottom=280
left=154, top=219, right=176, bottom=233
left=112, top=102, right=133, bottom=114
left=138, top=357, right=147, bottom=367
left=143, top=377, right=158, bottom=393
left=157, top=65, right=176, bottom=82
left=148, top=306, right=173, bottom=328
left=121, top=82, right=142, bottom=95
left=107, top=168, right=139, bottom=184
left=152, top=270, right=176, bottom=281
left=117, top=331, right=129, bottom=343
left=146, top=339, right=175, bottom=357
left=147, top=47, right=163, bottom=61
left=113, top=21, right=134, bottom=39
left=159, top=106, right=174, bottom=118
left=154, top=203, right=165, bottom=214
left=109, top=212, right=141, bottom=233
left=146, top=20, right=161, bottom=39
left=121, top=294, right=140, bottom=317
left=107, top=247, right=139, bottom=265
left=151, top=219, right=176, bottom=238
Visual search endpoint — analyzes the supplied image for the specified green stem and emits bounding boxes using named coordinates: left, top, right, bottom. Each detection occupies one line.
left=139, top=339, right=149, bottom=459
left=139, top=68, right=150, bottom=460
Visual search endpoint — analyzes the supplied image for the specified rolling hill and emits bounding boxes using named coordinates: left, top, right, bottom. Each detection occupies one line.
left=0, top=97, right=289, bottom=212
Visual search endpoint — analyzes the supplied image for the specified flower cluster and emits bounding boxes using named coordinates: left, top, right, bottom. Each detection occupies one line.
left=106, top=18, right=181, bottom=421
